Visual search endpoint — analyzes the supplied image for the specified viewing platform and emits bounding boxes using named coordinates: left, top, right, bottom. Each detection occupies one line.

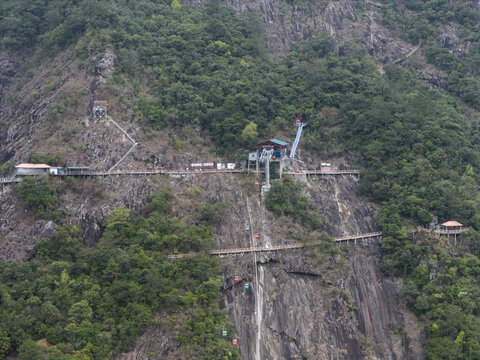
left=434, top=228, right=466, bottom=235
left=434, top=221, right=465, bottom=236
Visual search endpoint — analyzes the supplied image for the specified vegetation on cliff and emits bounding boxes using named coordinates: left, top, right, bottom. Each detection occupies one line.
left=381, top=0, right=480, bottom=109
left=0, top=188, right=238, bottom=359
left=1, top=0, right=480, bottom=358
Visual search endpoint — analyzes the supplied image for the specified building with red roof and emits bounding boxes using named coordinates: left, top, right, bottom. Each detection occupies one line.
left=15, top=163, right=51, bottom=176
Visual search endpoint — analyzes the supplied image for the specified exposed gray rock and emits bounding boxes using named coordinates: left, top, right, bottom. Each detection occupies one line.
left=90, top=49, right=118, bottom=93
left=95, top=49, right=118, bottom=81
left=120, top=175, right=421, bottom=359
left=438, top=23, right=471, bottom=56
left=0, top=56, right=16, bottom=94
left=0, top=189, right=58, bottom=261
left=184, top=0, right=413, bottom=62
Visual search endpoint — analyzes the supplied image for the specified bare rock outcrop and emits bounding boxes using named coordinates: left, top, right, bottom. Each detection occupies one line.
left=184, top=0, right=414, bottom=62
left=89, top=49, right=118, bottom=96
left=95, top=49, right=118, bottom=83
left=119, top=175, right=422, bottom=359
left=0, top=55, right=16, bottom=95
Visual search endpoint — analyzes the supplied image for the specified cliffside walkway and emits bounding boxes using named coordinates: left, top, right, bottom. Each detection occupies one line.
left=0, top=177, right=23, bottom=184
left=365, top=0, right=382, bottom=7
left=55, top=168, right=246, bottom=177
left=53, top=168, right=361, bottom=177
left=285, top=170, right=360, bottom=176
left=0, top=177, right=22, bottom=184
left=0, top=168, right=362, bottom=186
left=393, top=39, right=423, bottom=64
left=168, top=232, right=382, bottom=259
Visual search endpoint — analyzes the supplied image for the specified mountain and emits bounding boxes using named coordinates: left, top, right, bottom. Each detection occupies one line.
left=0, top=0, right=479, bottom=359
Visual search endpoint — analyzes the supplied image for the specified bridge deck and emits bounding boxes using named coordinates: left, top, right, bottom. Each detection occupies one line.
left=169, top=232, right=382, bottom=259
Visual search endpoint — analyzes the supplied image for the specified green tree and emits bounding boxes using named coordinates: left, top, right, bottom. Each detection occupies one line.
left=17, top=176, right=59, bottom=219
left=0, top=327, right=10, bottom=358
left=18, top=338, right=45, bottom=360
left=241, top=121, right=258, bottom=146
left=68, top=300, right=93, bottom=324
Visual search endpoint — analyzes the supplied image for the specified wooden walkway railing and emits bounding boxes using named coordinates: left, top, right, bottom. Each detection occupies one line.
left=0, top=177, right=23, bottom=184
left=393, top=39, right=423, bottom=64
left=168, top=232, right=382, bottom=259
left=434, top=228, right=466, bottom=235
left=55, top=168, right=246, bottom=177
left=53, top=168, right=361, bottom=177
left=365, top=0, right=382, bottom=7
left=285, top=170, right=360, bottom=176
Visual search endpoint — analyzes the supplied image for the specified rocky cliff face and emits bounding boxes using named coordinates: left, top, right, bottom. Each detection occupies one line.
left=0, top=47, right=217, bottom=261
left=0, top=1, right=428, bottom=356
left=184, top=0, right=459, bottom=92
left=117, top=174, right=423, bottom=360
left=186, top=0, right=414, bottom=62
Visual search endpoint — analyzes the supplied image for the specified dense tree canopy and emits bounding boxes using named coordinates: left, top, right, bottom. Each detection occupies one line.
left=0, top=188, right=237, bottom=359
left=2, top=1, right=480, bottom=358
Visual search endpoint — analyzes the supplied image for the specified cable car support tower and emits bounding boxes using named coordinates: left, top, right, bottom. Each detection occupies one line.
left=259, top=148, right=273, bottom=194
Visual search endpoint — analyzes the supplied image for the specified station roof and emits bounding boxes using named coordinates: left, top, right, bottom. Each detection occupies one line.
left=15, top=163, right=51, bottom=169
left=441, top=221, right=463, bottom=227
left=67, top=166, right=90, bottom=170
left=257, top=139, right=289, bottom=148
left=269, top=139, right=288, bottom=146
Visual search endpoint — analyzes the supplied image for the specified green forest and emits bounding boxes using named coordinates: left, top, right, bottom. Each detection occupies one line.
left=380, top=0, right=480, bottom=108
left=1, top=0, right=480, bottom=358
left=0, top=188, right=238, bottom=359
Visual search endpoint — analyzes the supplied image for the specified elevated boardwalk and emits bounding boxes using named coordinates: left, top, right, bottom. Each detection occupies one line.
left=393, top=39, right=423, bottom=64
left=0, top=177, right=23, bottom=184
left=365, top=0, right=382, bottom=7
left=53, top=168, right=361, bottom=177
left=55, top=168, right=245, bottom=177
left=285, top=170, right=360, bottom=176
left=169, top=232, right=382, bottom=259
